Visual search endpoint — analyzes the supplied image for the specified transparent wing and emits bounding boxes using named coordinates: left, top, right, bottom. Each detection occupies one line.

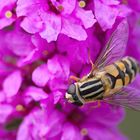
left=95, top=19, right=129, bottom=69
left=104, top=86, right=140, bottom=111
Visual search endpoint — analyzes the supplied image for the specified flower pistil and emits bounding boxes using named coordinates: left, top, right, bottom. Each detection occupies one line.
left=5, top=10, right=13, bottom=18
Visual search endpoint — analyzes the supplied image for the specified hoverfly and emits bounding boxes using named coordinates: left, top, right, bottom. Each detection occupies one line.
left=65, top=19, right=140, bottom=111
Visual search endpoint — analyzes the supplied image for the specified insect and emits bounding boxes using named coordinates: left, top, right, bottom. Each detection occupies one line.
left=65, top=19, right=140, bottom=111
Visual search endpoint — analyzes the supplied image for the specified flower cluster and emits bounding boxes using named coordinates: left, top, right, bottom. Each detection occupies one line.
left=0, top=0, right=140, bottom=140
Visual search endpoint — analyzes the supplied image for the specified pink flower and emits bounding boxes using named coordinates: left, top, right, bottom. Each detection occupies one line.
left=57, top=28, right=101, bottom=74
left=94, top=0, right=132, bottom=30
left=32, top=54, right=70, bottom=103
left=0, top=0, right=17, bottom=29
left=0, top=0, right=139, bottom=140
left=0, top=21, right=54, bottom=67
left=16, top=0, right=96, bottom=42
left=3, top=70, right=22, bottom=98
left=17, top=102, right=126, bottom=140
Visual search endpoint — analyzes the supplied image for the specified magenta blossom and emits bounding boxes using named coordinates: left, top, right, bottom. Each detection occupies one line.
left=94, top=0, right=132, bottom=30
left=0, top=0, right=17, bottom=29
left=17, top=101, right=126, bottom=140
left=16, top=0, right=96, bottom=42
left=0, top=0, right=140, bottom=140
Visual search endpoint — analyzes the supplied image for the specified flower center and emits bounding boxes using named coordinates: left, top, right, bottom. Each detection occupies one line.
left=16, top=104, right=25, bottom=111
left=67, top=109, right=86, bottom=125
left=42, top=50, right=49, bottom=56
left=48, top=0, right=64, bottom=14
left=57, top=5, right=64, bottom=12
left=5, top=10, right=13, bottom=18
left=79, top=0, right=86, bottom=8
left=81, top=128, right=88, bottom=136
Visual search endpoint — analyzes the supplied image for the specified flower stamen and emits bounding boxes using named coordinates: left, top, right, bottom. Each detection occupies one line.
left=42, top=50, right=49, bottom=56
left=81, top=128, right=88, bottom=136
left=79, top=0, right=86, bottom=8
left=5, top=10, right=13, bottom=18
left=57, top=5, right=64, bottom=12
left=16, top=104, right=25, bottom=111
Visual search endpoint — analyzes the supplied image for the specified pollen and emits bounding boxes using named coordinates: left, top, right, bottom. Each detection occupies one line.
left=57, top=5, right=64, bottom=12
left=81, top=128, right=88, bottom=136
left=42, top=50, right=49, bottom=56
left=16, top=104, right=25, bottom=111
left=5, top=11, right=13, bottom=18
left=79, top=0, right=86, bottom=8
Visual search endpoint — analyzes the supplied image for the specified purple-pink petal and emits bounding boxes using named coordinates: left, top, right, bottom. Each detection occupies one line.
left=101, top=0, right=120, bottom=5
left=25, top=86, right=48, bottom=101
left=61, top=0, right=76, bottom=15
left=61, top=18, right=87, bottom=40
left=32, top=64, right=50, bottom=87
left=0, top=104, right=13, bottom=123
left=61, top=123, right=82, bottom=140
left=39, top=13, right=61, bottom=42
left=0, top=0, right=139, bottom=139
left=20, top=15, right=42, bottom=34
left=76, top=8, right=96, bottom=29
left=3, top=70, right=22, bottom=98
left=0, top=18, right=15, bottom=29
left=94, top=0, right=118, bottom=30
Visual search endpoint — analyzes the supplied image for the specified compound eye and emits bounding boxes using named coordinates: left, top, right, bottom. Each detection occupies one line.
left=67, top=84, right=76, bottom=95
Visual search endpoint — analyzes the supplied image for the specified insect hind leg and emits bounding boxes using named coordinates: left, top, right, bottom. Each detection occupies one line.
left=90, top=100, right=101, bottom=109
left=87, top=48, right=97, bottom=77
left=93, top=100, right=101, bottom=108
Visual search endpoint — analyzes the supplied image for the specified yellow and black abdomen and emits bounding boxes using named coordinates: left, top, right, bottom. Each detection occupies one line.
left=104, top=56, right=139, bottom=90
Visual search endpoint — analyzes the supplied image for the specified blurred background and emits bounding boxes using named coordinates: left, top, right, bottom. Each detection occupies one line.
left=120, top=109, right=140, bottom=140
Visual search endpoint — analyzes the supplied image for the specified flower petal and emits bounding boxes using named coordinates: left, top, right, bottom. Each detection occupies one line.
left=5, top=28, right=34, bottom=57
left=40, top=13, right=61, bottom=42
left=0, top=0, right=16, bottom=11
left=25, top=86, right=48, bottom=101
left=20, top=14, right=43, bottom=34
left=0, top=91, right=6, bottom=102
left=0, top=104, right=13, bottom=123
left=32, top=63, right=50, bottom=87
left=3, top=70, right=22, bottom=97
left=61, top=0, right=76, bottom=15
left=76, top=8, right=96, bottom=29
left=61, top=123, right=82, bottom=140
left=101, top=0, right=120, bottom=5
left=94, top=0, right=118, bottom=30
left=61, top=18, right=87, bottom=40
left=0, top=18, right=15, bottom=29
left=53, top=91, right=63, bottom=104
left=118, top=4, right=132, bottom=17
left=16, top=0, right=40, bottom=16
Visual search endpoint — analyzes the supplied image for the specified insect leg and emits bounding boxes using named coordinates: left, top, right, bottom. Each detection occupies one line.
left=91, top=100, right=101, bottom=109
left=86, top=100, right=101, bottom=113
left=69, top=75, right=80, bottom=82
left=88, top=48, right=97, bottom=77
